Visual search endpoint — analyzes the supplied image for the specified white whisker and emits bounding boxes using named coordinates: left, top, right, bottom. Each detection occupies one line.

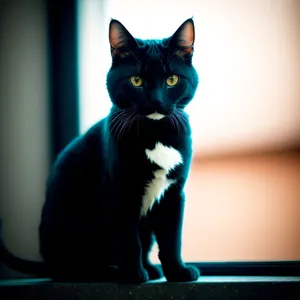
left=108, top=108, right=137, bottom=143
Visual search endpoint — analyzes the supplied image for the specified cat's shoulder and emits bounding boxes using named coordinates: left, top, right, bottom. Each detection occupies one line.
left=53, top=118, right=107, bottom=166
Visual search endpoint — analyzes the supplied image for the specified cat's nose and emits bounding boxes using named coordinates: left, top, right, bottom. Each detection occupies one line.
left=149, top=89, right=163, bottom=103
left=151, top=99, right=163, bottom=110
left=150, top=100, right=174, bottom=115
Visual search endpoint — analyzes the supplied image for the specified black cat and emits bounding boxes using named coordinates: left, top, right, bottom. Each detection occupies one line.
left=0, top=18, right=200, bottom=283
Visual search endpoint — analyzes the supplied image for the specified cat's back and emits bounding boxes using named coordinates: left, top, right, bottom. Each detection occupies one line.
left=46, top=118, right=109, bottom=199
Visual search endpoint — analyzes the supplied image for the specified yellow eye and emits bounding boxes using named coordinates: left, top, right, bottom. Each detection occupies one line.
left=130, top=76, right=143, bottom=87
left=166, top=75, right=179, bottom=86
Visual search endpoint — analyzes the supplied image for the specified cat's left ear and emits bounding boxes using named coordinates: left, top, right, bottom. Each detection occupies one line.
left=109, top=19, right=138, bottom=59
left=168, top=18, right=195, bottom=58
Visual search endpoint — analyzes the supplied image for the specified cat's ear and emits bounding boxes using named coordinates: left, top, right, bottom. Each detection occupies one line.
left=168, top=18, right=195, bottom=58
left=109, top=19, right=138, bottom=58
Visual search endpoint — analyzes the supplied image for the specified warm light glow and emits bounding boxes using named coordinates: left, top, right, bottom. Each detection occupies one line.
left=78, top=0, right=300, bottom=263
left=150, top=153, right=300, bottom=263
left=78, top=0, right=300, bottom=156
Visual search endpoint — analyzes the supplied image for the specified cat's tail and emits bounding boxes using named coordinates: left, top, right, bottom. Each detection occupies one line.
left=0, top=220, right=47, bottom=277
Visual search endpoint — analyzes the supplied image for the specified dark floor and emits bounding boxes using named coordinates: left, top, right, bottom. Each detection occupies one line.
left=0, top=276, right=300, bottom=300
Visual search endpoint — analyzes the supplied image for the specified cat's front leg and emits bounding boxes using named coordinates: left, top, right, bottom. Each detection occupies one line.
left=117, top=202, right=149, bottom=283
left=139, top=218, right=163, bottom=280
left=153, top=186, right=200, bottom=282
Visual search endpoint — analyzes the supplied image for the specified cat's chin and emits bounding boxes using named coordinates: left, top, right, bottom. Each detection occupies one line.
left=145, top=112, right=165, bottom=120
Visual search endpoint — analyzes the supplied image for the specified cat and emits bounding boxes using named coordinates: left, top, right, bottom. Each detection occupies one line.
left=0, top=18, right=200, bottom=284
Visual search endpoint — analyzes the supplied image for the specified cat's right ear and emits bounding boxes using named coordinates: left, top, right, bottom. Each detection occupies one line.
left=168, top=18, right=195, bottom=59
left=109, top=19, right=138, bottom=59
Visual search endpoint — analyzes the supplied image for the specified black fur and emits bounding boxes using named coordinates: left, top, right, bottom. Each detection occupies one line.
left=0, top=18, right=200, bottom=283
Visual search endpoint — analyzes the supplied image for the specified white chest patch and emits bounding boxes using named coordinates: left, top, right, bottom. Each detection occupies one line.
left=141, top=142, right=183, bottom=217
left=145, top=142, right=183, bottom=172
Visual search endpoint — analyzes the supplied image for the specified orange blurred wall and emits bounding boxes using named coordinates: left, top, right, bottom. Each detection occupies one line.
left=151, top=151, right=300, bottom=263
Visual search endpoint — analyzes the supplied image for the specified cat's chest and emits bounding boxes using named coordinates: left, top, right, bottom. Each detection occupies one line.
left=140, top=142, right=183, bottom=217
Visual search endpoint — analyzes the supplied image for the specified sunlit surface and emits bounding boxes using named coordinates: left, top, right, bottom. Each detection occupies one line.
left=150, top=276, right=300, bottom=283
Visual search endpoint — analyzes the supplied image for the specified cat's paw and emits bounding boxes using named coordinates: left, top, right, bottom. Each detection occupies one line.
left=118, top=267, right=149, bottom=284
left=164, top=265, right=200, bottom=282
left=144, top=263, right=163, bottom=280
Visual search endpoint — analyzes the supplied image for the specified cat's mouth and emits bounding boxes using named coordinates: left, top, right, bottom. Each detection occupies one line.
left=146, top=112, right=165, bottom=120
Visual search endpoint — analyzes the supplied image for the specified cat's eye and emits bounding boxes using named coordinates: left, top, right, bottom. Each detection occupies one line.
left=166, top=75, right=179, bottom=86
left=130, top=76, right=143, bottom=87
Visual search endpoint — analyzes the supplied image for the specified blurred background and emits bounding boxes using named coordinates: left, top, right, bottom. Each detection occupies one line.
left=0, top=0, right=299, bottom=277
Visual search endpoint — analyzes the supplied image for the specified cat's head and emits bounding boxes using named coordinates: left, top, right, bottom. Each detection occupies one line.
left=106, top=18, right=198, bottom=121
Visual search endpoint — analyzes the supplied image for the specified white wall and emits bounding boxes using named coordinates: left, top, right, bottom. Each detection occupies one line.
left=0, top=0, right=49, bottom=263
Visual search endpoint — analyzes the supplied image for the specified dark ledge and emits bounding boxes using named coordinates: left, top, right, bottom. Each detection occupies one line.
left=1, top=277, right=300, bottom=300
